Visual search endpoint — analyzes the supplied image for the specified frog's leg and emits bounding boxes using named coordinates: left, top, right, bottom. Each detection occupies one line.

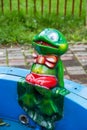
left=38, top=98, right=58, bottom=116
left=17, top=78, right=37, bottom=109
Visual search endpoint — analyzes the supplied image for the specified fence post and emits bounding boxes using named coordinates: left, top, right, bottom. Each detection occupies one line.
left=41, top=0, right=44, bottom=15
left=26, top=0, right=28, bottom=14
left=18, top=0, right=20, bottom=12
left=34, top=0, right=36, bottom=15
left=56, top=0, right=59, bottom=15
left=9, top=0, right=12, bottom=12
left=86, top=0, right=87, bottom=27
left=79, top=0, right=82, bottom=17
left=72, top=0, right=75, bottom=16
left=1, top=0, right=4, bottom=13
left=64, top=0, right=67, bottom=16
left=49, top=0, right=51, bottom=14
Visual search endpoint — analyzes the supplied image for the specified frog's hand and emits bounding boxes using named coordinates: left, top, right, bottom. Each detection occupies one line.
left=52, top=87, right=70, bottom=97
left=57, top=59, right=64, bottom=88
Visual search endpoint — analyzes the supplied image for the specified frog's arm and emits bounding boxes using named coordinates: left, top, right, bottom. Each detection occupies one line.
left=57, top=59, right=64, bottom=88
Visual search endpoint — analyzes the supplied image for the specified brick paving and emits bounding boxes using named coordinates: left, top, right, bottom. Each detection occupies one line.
left=0, top=43, right=87, bottom=86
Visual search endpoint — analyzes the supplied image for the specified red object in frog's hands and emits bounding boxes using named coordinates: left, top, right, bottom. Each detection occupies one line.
left=33, top=53, right=58, bottom=69
left=26, top=72, right=57, bottom=89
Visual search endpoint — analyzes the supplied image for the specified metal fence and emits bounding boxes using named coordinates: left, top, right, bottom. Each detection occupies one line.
left=0, top=0, right=85, bottom=17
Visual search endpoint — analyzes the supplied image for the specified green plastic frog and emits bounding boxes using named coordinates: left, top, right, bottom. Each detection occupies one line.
left=18, top=28, right=68, bottom=130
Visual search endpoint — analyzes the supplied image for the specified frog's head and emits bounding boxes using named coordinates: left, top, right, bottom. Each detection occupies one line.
left=32, top=28, right=68, bottom=56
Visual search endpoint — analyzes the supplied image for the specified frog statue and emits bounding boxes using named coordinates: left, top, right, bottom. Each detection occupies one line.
left=17, top=28, right=69, bottom=130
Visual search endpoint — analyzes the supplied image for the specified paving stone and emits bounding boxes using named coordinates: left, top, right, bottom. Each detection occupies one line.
left=70, top=47, right=86, bottom=51
left=64, top=75, right=70, bottom=79
left=66, top=66, right=86, bottom=75
left=0, top=56, right=7, bottom=66
left=7, top=47, right=21, bottom=52
left=77, top=56, right=87, bottom=59
left=81, top=62, right=87, bottom=66
left=26, top=58, right=34, bottom=63
left=22, top=50, right=32, bottom=55
left=61, top=56, right=73, bottom=61
left=65, top=50, right=72, bottom=54
left=68, top=70, right=86, bottom=75
left=69, top=74, right=87, bottom=79
left=75, top=52, right=87, bottom=56
left=8, top=55, right=24, bottom=60
left=9, top=59, right=25, bottom=66
left=78, top=59, right=87, bottom=63
left=83, top=65, right=87, bottom=71
left=0, top=62, right=7, bottom=66
left=0, top=64, right=7, bottom=66
left=63, top=59, right=80, bottom=66
left=66, top=66, right=85, bottom=70
left=69, top=75, right=87, bottom=86
left=0, top=52, right=5, bottom=56
left=0, top=57, right=6, bottom=60
left=71, top=44, right=87, bottom=48
left=62, top=53, right=73, bottom=56
left=0, top=50, right=6, bottom=57
left=8, top=50, right=22, bottom=54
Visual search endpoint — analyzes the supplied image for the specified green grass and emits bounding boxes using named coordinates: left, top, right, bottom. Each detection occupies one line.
left=0, top=0, right=86, bottom=45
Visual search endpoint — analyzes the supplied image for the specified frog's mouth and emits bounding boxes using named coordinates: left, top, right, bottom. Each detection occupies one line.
left=33, top=40, right=65, bottom=55
left=36, top=40, right=58, bottom=49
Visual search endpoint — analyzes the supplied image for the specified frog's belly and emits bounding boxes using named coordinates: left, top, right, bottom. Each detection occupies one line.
left=31, top=64, right=56, bottom=76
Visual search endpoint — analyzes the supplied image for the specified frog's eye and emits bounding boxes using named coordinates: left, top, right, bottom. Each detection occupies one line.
left=39, top=31, right=45, bottom=36
left=39, top=29, right=48, bottom=36
left=48, top=32, right=59, bottom=42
